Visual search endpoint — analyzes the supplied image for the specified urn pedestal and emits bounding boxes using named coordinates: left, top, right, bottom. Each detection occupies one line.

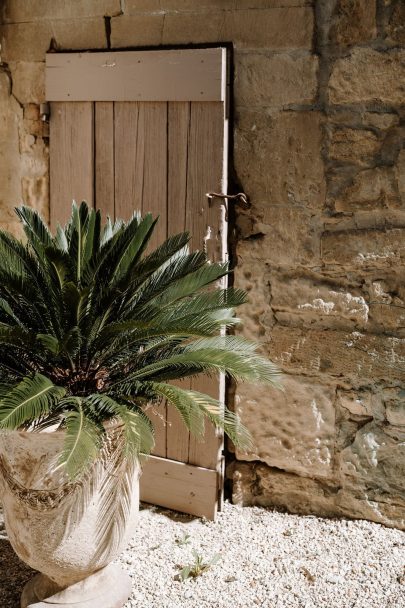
left=0, top=428, right=139, bottom=608
left=20, top=565, right=132, bottom=608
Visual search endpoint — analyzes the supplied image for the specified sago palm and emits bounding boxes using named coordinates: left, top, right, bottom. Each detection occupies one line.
left=0, top=202, right=280, bottom=479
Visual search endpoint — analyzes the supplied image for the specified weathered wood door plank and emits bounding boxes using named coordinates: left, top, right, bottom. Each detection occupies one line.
left=50, top=102, right=94, bottom=229
left=95, top=101, right=114, bottom=219
left=140, top=455, right=218, bottom=520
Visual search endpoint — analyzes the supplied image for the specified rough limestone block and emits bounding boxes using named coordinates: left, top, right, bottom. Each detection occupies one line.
left=1, top=0, right=121, bottom=22
left=230, top=463, right=339, bottom=517
left=260, top=207, right=321, bottom=266
left=125, top=0, right=235, bottom=9
left=268, top=326, right=405, bottom=384
left=234, top=0, right=310, bottom=6
left=270, top=274, right=369, bottom=330
left=1, top=19, right=106, bottom=62
left=234, top=110, right=325, bottom=208
left=125, top=0, right=309, bottom=9
left=321, top=227, right=405, bottom=268
left=328, top=128, right=380, bottom=167
left=161, top=8, right=314, bottom=49
left=396, top=150, right=405, bottom=206
left=234, top=209, right=320, bottom=268
left=329, top=48, right=405, bottom=106
left=331, top=167, right=399, bottom=212
left=361, top=112, right=400, bottom=131
left=110, top=14, right=165, bottom=47
left=9, top=62, right=45, bottom=105
left=235, top=52, right=318, bottom=108
left=329, top=0, right=376, bottom=47
left=386, top=0, right=405, bottom=45
left=161, top=11, right=225, bottom=46
left=339, top=422, right=405, bottom=504
left=335, top=486, right=405, bottom=529
left=234, top=258, right=274, bottom=343
left=230, top=461, right=405, bottom=529
left=326, top=109, right=400, bottom=132
left=0, top=70, right=23, bottom=231
left=0, top=67, right=48, bottom=228
left=336, top=388, right=385, bottom=421
left=235, top=376, right=336, bottom=479
left=323, top=209, right=405, bottom=233
left=386, top=401, right=405, bottom=427
left=367, top=278, right=405, bottom=335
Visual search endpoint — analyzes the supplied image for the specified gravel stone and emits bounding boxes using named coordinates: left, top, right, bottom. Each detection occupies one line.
left=1, top=502, right=404, bottom=607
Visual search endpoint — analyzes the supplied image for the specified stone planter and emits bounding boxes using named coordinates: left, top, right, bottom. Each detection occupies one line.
left=0, top=426, right=139, bottom=607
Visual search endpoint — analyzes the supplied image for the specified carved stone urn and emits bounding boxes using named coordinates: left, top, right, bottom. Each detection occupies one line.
left=0, top=426, right=140, bottom=608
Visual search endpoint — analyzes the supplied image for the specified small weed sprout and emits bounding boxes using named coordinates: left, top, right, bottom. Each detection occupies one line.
left=177, top=549, right=221, bottom=581
left=175, top=533, right=191, bottom=546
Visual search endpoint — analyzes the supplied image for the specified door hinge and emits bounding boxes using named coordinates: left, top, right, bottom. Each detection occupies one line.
left=40, top=102, right=50, bottom=122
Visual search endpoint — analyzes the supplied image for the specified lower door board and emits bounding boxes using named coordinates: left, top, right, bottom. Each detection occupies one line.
left=139, top=455, right=219, bottom=520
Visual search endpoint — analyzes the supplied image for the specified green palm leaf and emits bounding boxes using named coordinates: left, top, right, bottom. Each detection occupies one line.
left=85, top=393, right=154, bottom=458
left=54, top=224, right=69, bottom=252
left=15, top=205, right=53, bottom=262
left=57, top=400, right=102, bottom=479
left=114, top=336, right=281, bottom=386
left=15, top=205, right=53, bottom=249
left=82, top=207, right=101, bottom=270
left=105, top=213, right=156, bottom=287
left=0, top=373, right=65, bottom=430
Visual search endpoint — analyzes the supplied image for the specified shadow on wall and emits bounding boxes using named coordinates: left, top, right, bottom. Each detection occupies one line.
left=0, top=539, right=35, bottom=607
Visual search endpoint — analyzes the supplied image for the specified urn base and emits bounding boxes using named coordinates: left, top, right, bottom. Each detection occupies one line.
left=21, top=564, right=132, bottom=608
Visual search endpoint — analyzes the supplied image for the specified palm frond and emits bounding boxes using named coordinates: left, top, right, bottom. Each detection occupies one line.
left=0, top=297, right=27, bottom=329
left=15, top=206, right=53, bottom=269
left=143, top=382, right=205, bottom=437
left=93, top=453, right=137, bottom=564
left=36, top=333, right=60, bottom=355
left=85, top=393, right=154, bottom=458
left=105, top=213, right=156, bottom=287
left=147, top=382, right=252, bottom=451
left=44, top=247, right=74, bottom=288
left=57, top=400, right=102, bottom=479
left=114, top=337, right=281, bottom=386
left=134, top=232, right=190, bottom=277
left=100, top=216, right=125, bottom=247
left=82, top=207, right=101, bottom=270
left=15, top=205, right=53, bottom=250
left=54, top=224, right=69, bottom=252
left=0, top=373, right=65, bottom=430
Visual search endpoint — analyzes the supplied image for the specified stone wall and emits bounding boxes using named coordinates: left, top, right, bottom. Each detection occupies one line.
left=1, top=0, right=404, bottom=528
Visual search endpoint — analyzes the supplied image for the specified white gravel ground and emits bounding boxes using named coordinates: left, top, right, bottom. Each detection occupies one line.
left=1, top=502, right=404, bottom=607
left=119, top=502, right=405, bottom=608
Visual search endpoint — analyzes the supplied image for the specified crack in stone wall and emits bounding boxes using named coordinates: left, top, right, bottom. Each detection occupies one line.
left=0, top=0, right=404, bottom=528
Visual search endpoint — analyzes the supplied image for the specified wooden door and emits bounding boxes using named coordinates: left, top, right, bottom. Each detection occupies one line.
left=46, top=48, right=229, bottom=519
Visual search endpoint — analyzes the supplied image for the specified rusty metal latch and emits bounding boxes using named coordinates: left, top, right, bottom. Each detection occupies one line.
left=206, top=192, right=250, bottom=220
